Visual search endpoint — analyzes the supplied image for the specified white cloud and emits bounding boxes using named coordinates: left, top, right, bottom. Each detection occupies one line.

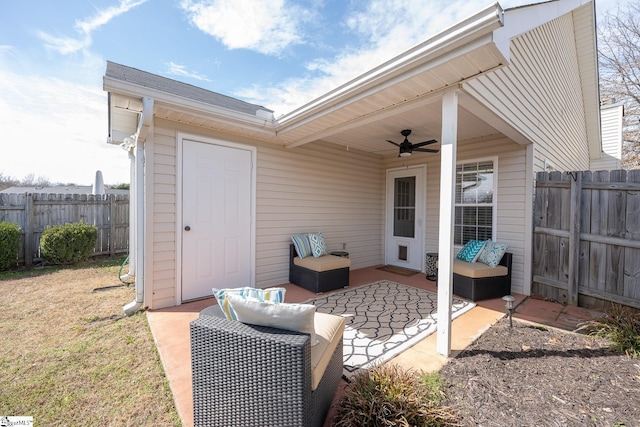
left=38, top=0, right=148, bottom=55
left=166, top=61, right=212, bottom=81
left=180, top=0, right=312, bottom=55
left=236, top=0, right=491, bottom=115
left=0, top=69, right=129, bottom=185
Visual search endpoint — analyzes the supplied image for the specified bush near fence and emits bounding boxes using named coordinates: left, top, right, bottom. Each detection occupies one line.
left=0, top=193, right=129, bottom=266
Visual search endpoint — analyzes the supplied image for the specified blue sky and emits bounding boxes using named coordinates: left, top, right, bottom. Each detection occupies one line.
left=0, top=0, right=627, bottom=185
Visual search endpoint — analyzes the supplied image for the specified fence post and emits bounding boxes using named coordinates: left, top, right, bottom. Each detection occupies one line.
left=110, top=195, right=116, bottom=256
left=567, top=172, right=581, bottom=306
left=24, top=193, right=33, bottom=267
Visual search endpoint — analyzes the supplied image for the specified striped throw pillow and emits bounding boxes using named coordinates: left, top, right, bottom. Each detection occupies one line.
left=212, top=287, right=286, bottom=320
left=291, top=233, right=313, bottom=258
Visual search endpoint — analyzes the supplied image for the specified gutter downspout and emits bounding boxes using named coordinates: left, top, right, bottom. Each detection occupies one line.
left=123, top=97, right=153, bottom=316
left=119, top=147, right=136, bottom=283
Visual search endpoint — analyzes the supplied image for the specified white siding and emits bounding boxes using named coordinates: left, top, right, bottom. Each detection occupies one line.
left=384, top=136, right=529, bottom=294
left=591, top=104, right=623, bottom=171
left=464, top=13, right=591, bottom=174
left=146, top=119, right=383, bottom=309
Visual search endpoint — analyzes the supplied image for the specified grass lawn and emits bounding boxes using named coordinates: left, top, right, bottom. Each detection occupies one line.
left=0, top=257, right=181, bottom=426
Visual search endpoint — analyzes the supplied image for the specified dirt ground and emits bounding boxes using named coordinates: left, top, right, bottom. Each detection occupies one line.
left=440, top=318, right=640, bottom=427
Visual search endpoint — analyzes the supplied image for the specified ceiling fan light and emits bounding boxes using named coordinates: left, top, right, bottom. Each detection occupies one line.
left=399, top=151, right=411, bottom=157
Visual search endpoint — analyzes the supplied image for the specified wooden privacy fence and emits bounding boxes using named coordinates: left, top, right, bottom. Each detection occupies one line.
left=533, top=170, right=640, bottom=310
left=0, top=193, right=129, bottom=266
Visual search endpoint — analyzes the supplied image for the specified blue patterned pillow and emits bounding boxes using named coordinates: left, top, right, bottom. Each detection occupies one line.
left=212, top=287, right=286, bottom=320
left=308, top=232, right=328, bottom=258
left=477, top=240, right=509, bottom=267
left=291, top=234, right=312, bottom=258
left=456, top=239, right=487, bottom=263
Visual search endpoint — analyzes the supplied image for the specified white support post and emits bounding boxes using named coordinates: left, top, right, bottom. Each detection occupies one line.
left=437, top=89, right=459, bottom=357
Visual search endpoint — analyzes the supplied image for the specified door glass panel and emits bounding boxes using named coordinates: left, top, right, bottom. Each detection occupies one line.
left=393, top=177, right=415, bottom=238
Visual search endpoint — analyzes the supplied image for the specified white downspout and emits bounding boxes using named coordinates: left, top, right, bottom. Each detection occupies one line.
left=123, top=97, right=153, bottom=316
left=120, top=148, right=136, bottom=283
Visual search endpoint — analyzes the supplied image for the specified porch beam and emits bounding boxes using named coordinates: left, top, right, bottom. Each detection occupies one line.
left=436, top=89, right=459, bottom=357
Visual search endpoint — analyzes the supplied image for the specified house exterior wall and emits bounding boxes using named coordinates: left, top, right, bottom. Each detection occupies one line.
left=590, top=104, right=623, bottom=171
left=146, top=118, right=384, bottom=309
left=384, top=136, right=529, bottom=294
left=464, top=12, right=591, bottom=174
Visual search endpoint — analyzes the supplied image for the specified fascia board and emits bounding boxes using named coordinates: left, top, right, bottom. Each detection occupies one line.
left=276, top=3, right=505, bottom=132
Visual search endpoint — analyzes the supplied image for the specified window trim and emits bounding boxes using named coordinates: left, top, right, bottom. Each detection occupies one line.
left=454, top=156, right=498, bottom=247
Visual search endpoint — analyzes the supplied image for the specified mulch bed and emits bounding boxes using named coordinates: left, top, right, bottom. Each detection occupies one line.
left=439, top=318, right=640, bottom=426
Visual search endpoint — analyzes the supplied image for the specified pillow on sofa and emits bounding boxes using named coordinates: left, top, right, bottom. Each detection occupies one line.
left=227, top=294, right=318, bottom=345
left=308, top=232, right=328, bottom=258
left=456, top=239, right=487, bottom=263
left=291, top=233, right=313, bottom=258
left=212, top=287, right=286, bottom=320
left=477, top=240, right=509, bottom=267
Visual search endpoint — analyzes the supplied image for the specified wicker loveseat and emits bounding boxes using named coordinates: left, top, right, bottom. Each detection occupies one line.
left=190, top=305, right=345, bottom=427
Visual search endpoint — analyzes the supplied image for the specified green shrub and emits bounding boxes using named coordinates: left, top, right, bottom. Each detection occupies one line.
left=40, top=222, right=98, bottom=265
left=580, top=304, right=640, bottom=358
left=334, top=363, right=459, bottom=427
left=0, top=222, right=21, bottom=270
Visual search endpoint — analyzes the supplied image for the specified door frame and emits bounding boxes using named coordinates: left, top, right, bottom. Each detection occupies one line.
left=175, top=132, right=256, bottom=305
left=385, top=165, right=426, bottom=271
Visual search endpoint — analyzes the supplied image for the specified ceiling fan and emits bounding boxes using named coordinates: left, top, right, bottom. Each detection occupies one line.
left=386, top=129, right=439, bottom=157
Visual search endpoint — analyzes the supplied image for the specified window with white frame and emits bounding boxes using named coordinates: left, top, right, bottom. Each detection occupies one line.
left=454, top=160, right=495, bottom=246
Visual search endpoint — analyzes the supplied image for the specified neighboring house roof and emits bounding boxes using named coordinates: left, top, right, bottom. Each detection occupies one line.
left=0, top=185, right=129, bottom=195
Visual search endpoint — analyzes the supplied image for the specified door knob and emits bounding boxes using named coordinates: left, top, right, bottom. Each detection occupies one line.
left=184, top=226, right=191, bottom=231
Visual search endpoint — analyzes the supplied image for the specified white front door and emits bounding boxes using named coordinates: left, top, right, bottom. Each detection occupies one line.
left=385, top=166, right=425, bottom=271
left=181, top=139, right=253, bottom=301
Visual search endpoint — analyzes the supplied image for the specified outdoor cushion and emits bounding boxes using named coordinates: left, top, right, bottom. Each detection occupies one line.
left=212, top=287, right=286, bottom=320
left=477, top=240, right=509, bottom=267
left=452, top=258, right=508, bottom=278
left=291, top=233, right=313, bottom=258
left=294, top=254, right=351, bottom=272
left=456, top=239, right=487, bottom=263
left=227, top=294, right=318, bottom=345
left=310, top=312, right=345, bottom=390
left=308, top=232, right=328, bottom=257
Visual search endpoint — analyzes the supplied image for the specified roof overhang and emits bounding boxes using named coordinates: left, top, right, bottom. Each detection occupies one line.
left=103, top=1, right=599, bottom=158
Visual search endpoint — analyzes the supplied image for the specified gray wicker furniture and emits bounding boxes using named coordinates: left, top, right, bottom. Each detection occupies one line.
left=438, top=252, right=512, bottom=301
left=190, top=306, right=344, bottom=427
left=289, top=243, right=350, bottom=293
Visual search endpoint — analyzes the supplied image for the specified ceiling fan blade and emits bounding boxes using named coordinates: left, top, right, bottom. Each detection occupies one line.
left=413, top=148, right=439, bottom=153
left=386, top=139, right=401, bottom=147
left=412, top=139, right=438, bottom=148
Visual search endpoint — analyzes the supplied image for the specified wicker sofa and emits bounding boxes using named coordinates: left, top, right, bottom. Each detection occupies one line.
left=190, top=305, right=345, bottom=427
left=289, top=243, right=350, bottom=293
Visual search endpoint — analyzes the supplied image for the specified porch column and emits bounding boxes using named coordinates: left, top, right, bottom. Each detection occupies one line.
left=436, top=89, right=459, bottom=356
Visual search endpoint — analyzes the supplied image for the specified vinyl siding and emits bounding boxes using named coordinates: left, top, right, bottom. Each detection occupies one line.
left=591, top=104, right=623, bottom=171
left=384, top=136, right=529, bottom=294
left=464, top=13, right=591, bottom=174
left=147, top=119, right=383, bottom=309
